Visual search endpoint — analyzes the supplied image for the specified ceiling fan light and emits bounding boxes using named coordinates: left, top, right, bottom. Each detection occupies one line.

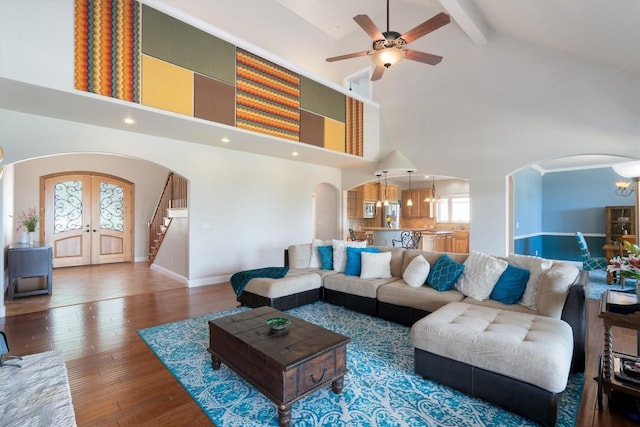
left=372, top=47, right=404, bottom=68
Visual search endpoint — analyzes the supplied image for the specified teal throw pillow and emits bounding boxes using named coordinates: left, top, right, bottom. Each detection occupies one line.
left=317, top=245, right=333, bottom=270
left=427, top=254, right=465, bottom=291
left=344, top=247, right=380, bottom=276
left=490, top=264, right=530, bottom=304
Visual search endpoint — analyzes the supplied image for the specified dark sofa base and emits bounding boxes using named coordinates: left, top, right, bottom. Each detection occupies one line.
left=322, top=288, right=377, bottom=316
left=377, top=301, right=430, bottom=326
left=415, top=348, right=560, bottom=427
left=237, top=288, right=320, bottom=311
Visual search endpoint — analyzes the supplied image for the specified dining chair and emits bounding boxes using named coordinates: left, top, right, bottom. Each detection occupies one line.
left=575, top=231, right=608, bottom=271
left=392, top=231, right=422, bottom=249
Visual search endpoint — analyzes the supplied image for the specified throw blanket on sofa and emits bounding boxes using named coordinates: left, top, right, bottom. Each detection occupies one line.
left=230, top=266, right=290, bottom=297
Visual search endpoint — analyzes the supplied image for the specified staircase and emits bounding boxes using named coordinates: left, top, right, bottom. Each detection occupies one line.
left=148, top=172, right=188, bottom=263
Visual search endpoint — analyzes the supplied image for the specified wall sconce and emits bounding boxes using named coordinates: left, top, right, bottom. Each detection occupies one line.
left=615, top=180, right=634, bottom=196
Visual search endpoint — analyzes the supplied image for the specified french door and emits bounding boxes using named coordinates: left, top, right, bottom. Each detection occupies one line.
left=42, top=173, right=133, bottom=267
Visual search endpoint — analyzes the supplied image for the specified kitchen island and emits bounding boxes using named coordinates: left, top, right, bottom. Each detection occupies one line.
left=363, top=228, right=467, bottom=252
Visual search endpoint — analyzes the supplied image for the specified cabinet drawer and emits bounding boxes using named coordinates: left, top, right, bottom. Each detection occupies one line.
left=297, top=350, right=336, bottom=395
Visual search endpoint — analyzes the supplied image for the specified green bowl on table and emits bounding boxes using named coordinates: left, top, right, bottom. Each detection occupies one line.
left=266, top=317, right=290, bottom=331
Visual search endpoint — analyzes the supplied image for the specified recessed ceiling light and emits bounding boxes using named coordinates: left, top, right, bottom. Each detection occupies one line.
left=292, top=152, right=299, bottom=156
left=221, top=137, right=230, bottom=143
left=122, top=117, right=136, bottom=125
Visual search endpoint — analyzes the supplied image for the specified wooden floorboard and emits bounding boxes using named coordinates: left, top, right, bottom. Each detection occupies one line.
left=0, top=262, right=637, bottom=426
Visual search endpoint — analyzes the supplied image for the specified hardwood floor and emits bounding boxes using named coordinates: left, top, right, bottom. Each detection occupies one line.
left=0, top=263, right=637, bottom=426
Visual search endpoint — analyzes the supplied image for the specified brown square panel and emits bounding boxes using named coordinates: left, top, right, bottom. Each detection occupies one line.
left=299, top=110, right=324, bottom=147
left=194, top=74, right=235, bottom=126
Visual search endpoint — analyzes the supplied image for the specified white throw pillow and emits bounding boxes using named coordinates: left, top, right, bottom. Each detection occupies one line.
left=309, top=239, right=331, bottom=269
left=508, top=253, right=553, bottom=310
left=360, top=251, right=392, bottom=279
left=403, top=255, right=430, bottom=287
left=332, top=239, right=367, bottom=273
left=455, top=251, right=508, bottom=300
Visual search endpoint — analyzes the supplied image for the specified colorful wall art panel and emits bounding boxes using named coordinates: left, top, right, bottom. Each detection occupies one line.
left=236, top=49, right=300, bottom=141
left=74, top=0, right=140, bottom=102
left=346, top=97, right=364, bottom=156
left=141, top=55, right=193, bottom=116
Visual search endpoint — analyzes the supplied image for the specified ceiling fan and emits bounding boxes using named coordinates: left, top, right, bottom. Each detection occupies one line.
left=326, top=0, right=450, bottom=81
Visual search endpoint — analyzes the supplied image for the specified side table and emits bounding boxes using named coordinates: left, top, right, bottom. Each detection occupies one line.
left=7, top=244, right=53, bottom=300
left=597, top=290, right=640, bottom=408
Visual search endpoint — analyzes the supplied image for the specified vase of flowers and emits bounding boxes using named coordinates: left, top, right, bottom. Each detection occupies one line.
left=607, top=240, right=640, bottom=296
left=16, top=206, right=39, bottom=245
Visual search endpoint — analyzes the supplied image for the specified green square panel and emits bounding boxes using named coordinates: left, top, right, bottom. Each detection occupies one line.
left=300, top=76, right=346, bottom=123
left=142, top=5, right=236, bottom=85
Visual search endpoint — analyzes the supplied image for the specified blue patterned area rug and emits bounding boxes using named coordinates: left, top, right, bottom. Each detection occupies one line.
left=587, top=270, right=637, bottom=300
left=138, top=302, right=583, bottom=427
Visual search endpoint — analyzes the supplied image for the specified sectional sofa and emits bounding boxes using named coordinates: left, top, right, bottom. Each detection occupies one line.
left=236, top=240, right=587, bottom=426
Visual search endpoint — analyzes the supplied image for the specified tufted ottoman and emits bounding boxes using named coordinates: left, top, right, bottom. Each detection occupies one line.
left=237, top=270, right=322, bottom=311
left=410, top=302, right=574, bottom=427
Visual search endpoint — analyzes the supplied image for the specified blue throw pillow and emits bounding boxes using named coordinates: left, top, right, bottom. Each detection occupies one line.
left=344, top=247, right=380, bottom=276
left=490, top=264, right=530, bottom=304
left=427, top=254, right=465, bottom=291
left=317, top=245, right=333, bottom=270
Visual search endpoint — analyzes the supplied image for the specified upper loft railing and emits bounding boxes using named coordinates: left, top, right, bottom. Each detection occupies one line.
left=148, top=172, right=188, bottom=263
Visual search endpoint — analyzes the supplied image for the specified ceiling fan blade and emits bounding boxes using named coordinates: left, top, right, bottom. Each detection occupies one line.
left=354, top=14, right=385, bottom=41
left=371, top=65, right=385, bottom=81
left=400, top=12, right=450, bottom=44
left=404, top=49, right=443, bottom=65
left=326, top=50, right=371, bottom=62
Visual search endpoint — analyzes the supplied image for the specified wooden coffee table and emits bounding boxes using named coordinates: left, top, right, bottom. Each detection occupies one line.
left=207, top=306, right=350, bottom=427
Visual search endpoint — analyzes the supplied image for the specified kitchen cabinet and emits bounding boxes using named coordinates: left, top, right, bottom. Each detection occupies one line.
left=402, top=188, right=431, bottom=218
left=605, top=206, right=635, bottom=245
left=434, top=233, right=452, bottom=252
left=380, top=183, right=398, bottom=202
left=347, top=188, right=364, bottom=219
left=452, top=231, right=469, bottom=253
left=363, top=184, right=378, bottom=201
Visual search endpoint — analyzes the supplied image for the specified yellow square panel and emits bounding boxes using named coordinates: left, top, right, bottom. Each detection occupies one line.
left=141, top=55, right=193, bottom=116
left=324, top=118, right=345, bottom=153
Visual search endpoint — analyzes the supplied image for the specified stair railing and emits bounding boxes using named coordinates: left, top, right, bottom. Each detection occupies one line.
left=148, top=172, right=188, bottom=263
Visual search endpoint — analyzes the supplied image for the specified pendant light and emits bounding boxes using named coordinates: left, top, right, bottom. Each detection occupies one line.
left=383, top=171, right=389, bottom=206
left=406, top=170, right=414, bottom=207
left=423, top=176, right=441, bottom=203
left=375, top=174, right=382, bottom=208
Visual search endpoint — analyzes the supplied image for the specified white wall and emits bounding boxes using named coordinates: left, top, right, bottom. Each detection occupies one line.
left=1, top=109, right=342, bottom=287
left=344, top=35, right=640, bottom=255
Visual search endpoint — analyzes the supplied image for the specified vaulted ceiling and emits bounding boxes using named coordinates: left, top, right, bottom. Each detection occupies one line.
left=156, top=0, right=639, bottom=173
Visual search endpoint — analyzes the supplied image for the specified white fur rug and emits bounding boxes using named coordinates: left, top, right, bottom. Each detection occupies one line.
left=0, top=350, right=76, bottom=427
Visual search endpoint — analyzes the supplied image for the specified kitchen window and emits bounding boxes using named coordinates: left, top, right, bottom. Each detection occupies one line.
left=436, top=195, right=470, bottom=223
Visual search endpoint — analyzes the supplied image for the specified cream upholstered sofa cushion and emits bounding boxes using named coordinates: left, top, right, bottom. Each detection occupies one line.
left=324, top=273, right=398, bottom=298
left=287, top=243, right=312, bottom=269
left=536, top=262, right=579, bottom=318
left=455, top=251, right=508, bottom=300
left=377, top=280, right=465, bottom=312
left=403, top=255, right=430, bottom=287
left=309, top=239, right=332, bottom=268
left=508, top=253, right=553, bottom=310
left=360, top=251, right=392, bottom=279
left=243, top=270, right=322, bottom=298
left=332, top=240, right=367, bottom=273
left=410, top=302, right=573, bottom=393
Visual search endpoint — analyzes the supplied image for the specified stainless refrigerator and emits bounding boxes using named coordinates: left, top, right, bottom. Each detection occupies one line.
left=382, top=202, right=401, bottom=228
